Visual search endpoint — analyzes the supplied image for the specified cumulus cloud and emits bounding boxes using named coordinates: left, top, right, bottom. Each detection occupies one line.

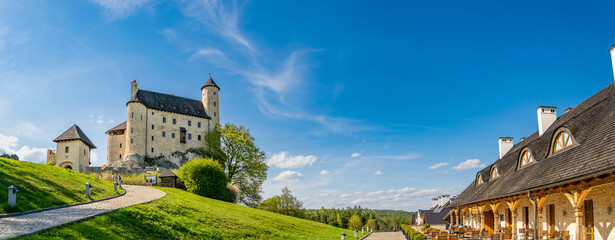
left=89, top=0, right=150, bottom=20
left=319, top=193, right=330, bottom=197
left=340, top=194, right=351, bottom=198
left=351, top=198, right=378, bottom=204
left=267, top=152, right=317, bottom=168
left=274, top=170, right=304, bottom=181
left=374, top=170, right=383, bottom=175
left=350, top=152, right=361, bottom=158
left=366, top=187, right=416, bottom=197
left=452, top=159, right=486, bottom=170
left=320, top=170, right=330, bottom=175
left=429, top=162, right=449, bottom=170
left=0, top=133, right=47, bottom=163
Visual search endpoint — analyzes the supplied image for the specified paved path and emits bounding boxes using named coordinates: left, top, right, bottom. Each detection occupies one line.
left=364, top=232, right=406, bottom=240
left=0, top=185, right=165, bottom=239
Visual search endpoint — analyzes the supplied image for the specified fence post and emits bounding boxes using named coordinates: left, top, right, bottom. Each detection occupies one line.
left=341, top=232, right=346, bottom=240
left=8, top=185, right=18, bottom=208
left=354, top=229, right=357, bottom=239
left=85, top=182, right=91, bottom=198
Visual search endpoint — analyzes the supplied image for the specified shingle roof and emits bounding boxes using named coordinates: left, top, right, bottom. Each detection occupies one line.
left=105, top=121, right=127, bottom=134
left=419, top=208, right=450, bottom=225
left=159, top=170, right=177, bottom=178
left=201, top=76, right=220, bottom=90
left=450, top=83, right=615, bottom=207
left=128, top=90, right=210, bottom=119
left=53, top=124, right=97, bottom=149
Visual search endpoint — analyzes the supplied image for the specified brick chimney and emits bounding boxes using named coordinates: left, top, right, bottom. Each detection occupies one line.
left=537, top=106, right=557, bottom=136
left=131, top=80, right=138, bottom=99
left=498, top=137, right=513, bottom=158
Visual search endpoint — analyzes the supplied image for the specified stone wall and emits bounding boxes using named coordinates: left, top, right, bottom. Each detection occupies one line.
left=106, top=133, right=125, bottom=165
left=54, top=140, right=91, bottom=173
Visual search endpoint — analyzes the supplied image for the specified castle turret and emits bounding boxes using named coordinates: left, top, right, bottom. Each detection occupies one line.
left=52, top=124, right=96, bottom=173
left=126, top=80, right=146, bottom=159
left=201, top=75, right=220, bottom=129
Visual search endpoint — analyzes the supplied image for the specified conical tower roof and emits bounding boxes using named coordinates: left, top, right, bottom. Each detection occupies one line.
left=201, top=75, right=220, bottom=90
left=53, top=124, right=97, bottom=149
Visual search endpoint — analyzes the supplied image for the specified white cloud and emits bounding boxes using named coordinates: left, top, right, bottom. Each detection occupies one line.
left=366, top=187, right=416, bottom=197
left=274, top=170, right=304, bottom=182
left=340, top=194, right=351, bottom=198
left=89, top=0, right=150, bottom=20
left=190, top=47, right=225, bottom=60
left=429, top=162, right=449, bottom=170
left=350, top=152, right=361, bottom=158
left=0, top=133, right=47, bottom=163
left=91, top=151, right=99, bottom=164
left=368, top=153, right=420, bottom=161
left=320, top=170, right=330, bottom=175
left=267, top=152, right=317, bottom=168
left=351, top=198, right=378, bottom=204
left=319, top=193, right=330, bottom=197
left=15, top=122, right=45, bottom=137
left=374, top=170, right=383, bottom=175
left=452, top=159, right=486, bottom=170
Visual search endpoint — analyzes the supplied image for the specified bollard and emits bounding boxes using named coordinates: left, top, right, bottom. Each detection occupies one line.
left=85, top=182, right=91, bottom=198
left=341, top=232, right=346, bottom=240
left=114, top=181, right=117, bottom=191
left=354, top=229, right=357, bottom=239
left=119, top=179, right=122, bottom=189
left=362, top=227, right=364, bottom=234
left=8, top=185, right=18, bottom=208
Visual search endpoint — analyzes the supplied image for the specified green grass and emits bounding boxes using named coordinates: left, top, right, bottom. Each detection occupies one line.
left=0, top=158, right=119, bottom=214
left=18, top=187, right=367, bottom=240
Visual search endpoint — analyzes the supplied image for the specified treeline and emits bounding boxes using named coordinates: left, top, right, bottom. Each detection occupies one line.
left=305, top=207, right=414, bottom=230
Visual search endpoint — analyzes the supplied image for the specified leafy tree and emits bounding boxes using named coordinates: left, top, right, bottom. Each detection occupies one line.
left=257, top=187, right=305, bottom=218
left=178, top=157, right=228, bottom=201
left=348, top=214, right=363, bottom=230
left=201, top=123, right=268, bottom=207
left=366, top=219, right=377, bottom=231
left=336, top=213, right=344, bottom=228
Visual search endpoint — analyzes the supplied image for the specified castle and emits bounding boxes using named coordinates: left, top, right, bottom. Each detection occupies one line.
left=105, top=77, right=220, bottom=170
left=46, top=124, right=97, bottom=173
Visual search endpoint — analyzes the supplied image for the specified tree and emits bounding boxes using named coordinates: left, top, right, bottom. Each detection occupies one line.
left=178, top=157, right=228, bottom=201
left=257, top=187, right=305, bottom=218
left=366, top=219, right=377, bottom=231
left=201, top=123, right=268, bottom=207
left=348, top=214, right=363, bottom=230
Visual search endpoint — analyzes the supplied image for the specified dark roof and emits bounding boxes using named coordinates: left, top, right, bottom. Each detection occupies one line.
left=53, top=124, right=97, bottom=149
left=128, top=90, right=210, bottom=119
left=451, top=83, right=615, bottom=207
left=159, top=170, right=178, bottom=178
left=201, top=76, right=220, bottom=90
left=105, top=121, right=127, bottom=134
left=419, top=208, right=450, bottom=225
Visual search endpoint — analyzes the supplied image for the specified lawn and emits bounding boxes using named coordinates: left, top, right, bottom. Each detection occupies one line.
left=0, top=157, right=119, bottom=214
left=18, top=187, right=368, bottom=240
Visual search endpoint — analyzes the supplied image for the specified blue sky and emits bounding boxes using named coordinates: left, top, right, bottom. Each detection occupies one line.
left=1, top=0, right=615, bottom=211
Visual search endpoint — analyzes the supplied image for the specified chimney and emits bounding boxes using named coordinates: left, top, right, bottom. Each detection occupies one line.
left=609, top=44, right=615, bottom=82
left=131, top=80, right=138, bottom=99
left=431, top=198, right=438, bottom=209
left=537, top=106, right=557, bottom=136
left=498, top=137, right=513, bottom=158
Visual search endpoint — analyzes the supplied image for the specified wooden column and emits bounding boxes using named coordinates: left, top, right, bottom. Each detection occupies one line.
left=470, top=208, right=475, bottom=229
left=564, top=188, right=593, bottom=240
left=507, top=200, right=520, bottom=240
left=491, top=203, right=502, bottom=233
left=536, top=196, right=547, bottom=240
left=574, top=209, right=583, bottom=240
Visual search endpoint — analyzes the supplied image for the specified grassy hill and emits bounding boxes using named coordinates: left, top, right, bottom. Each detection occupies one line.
left=0, top=157, right=119, bottom=214
left=18, top=187, right=368, bottom=240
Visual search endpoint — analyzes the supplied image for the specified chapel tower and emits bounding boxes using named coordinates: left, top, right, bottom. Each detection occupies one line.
left=201, top=75, right=220, bottom=130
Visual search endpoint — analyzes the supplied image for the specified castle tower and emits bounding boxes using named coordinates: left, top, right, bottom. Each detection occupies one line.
left=52, top=124, right=96, bottom=173
left=126, top=80, right=147, bottom=159
left=201, top=75, right=220, bottom=129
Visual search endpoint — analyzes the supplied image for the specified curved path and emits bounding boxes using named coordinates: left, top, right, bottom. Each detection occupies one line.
left=0, top=185, right=165, bottom=239
left=364, top=231, right=406, bottom=240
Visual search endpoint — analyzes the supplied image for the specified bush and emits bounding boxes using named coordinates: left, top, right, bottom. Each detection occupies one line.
left=402, top=224, right=427, bottom=240
left=178, top=157, right=228, bottom=201
left=424, top=223, right=430, bottom=229
left=47, top=161, right=54, bottom=165
left=348, top=214, right=363, bottom=230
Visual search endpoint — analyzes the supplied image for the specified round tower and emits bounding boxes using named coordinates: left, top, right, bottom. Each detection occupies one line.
left=201, top=75, right=220, bottom=130
left=126, top=80, right=147, bottom=159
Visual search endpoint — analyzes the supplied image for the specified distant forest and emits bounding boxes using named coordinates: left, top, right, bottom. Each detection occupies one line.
left=305, top=207, right=415, bottom=230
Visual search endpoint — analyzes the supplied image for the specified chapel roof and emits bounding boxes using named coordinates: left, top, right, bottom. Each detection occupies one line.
left=201, top=76, right=220, bottom=90
left=53, top=124, right=97, bottom=149
left=128, top=90, right=211, bottom=119
left=450, top=83, right=615, bottom=207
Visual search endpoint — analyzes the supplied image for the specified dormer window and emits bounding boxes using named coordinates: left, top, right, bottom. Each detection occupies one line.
left=518, top=149, right=534, bottom=168
left=552, top=128, right=576, bottom=154
left=490, top=167, right=499, bottom=180
left=476, top=174, right=484, bottom=186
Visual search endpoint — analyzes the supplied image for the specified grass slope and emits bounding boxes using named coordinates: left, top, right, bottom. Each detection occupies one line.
left=19, top=188, right=367, bottom=240
left=0, top=158, right=119, bottom=214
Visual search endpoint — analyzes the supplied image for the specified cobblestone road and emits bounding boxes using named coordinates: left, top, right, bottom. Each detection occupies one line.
left=0, top=185, right=165, bottom=239
left=364, top=232, right=406, bottom=240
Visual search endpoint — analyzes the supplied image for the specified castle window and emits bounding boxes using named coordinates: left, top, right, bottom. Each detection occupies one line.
left=188, top=121, right=191, bottom=126
left=151, top=148, right=154, bottom=153
left=119, top=143, right=122, bottom=148
left=141, top=115, right=142, bottom=121
left=119, top=154, right=122, bottom=159
left=162, top=131, right=166, bottom=137
left=151, top=112, right=154, bottom=115
left=198, top=135, right=201, bottom=141
left=518, top=149, right=534, bottom=168
left=163, top=117, right=166, bottom=123
left=198, top=122, right=201, bottom=128
left=173, top=119, right=176, bottom=125
left=84, top=150, right=86, bottom=155
left=214, top=101, right=216, bottom=107
left=180, top=128, right=187, bottom=143
left=131, top=138, right=133, bottom=143
left=131, top=128, right=133, bottom=133
left=65, top=146, right=69, bottom=153
left=172, top=133, right=175, bottom=138
left=490, top=166, right=499, bottom=180
left=151, top=136, right=154, bottom=141
left=213, top=91, right=216, bottom=95
left=131, top=112, right=134, bottom=118
left=188, top=133, right=192, bottom=140
left=151, top=124, right=154, bottom=130
left=552, top=128, right=575, bottom=154
left=214, top=112, right=216, bottom=117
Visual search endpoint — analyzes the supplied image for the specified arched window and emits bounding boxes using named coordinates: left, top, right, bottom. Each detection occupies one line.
left=476, top=174, right=484, bottom=186
left=552, top=128, right=575, bottom=154
left=519, top=149, right=534, bottom=168
left=490, top=167, right=499, bottom=180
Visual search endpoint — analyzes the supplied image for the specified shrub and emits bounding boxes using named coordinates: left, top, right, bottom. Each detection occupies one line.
left=348, top=214, right=363, bottom=230
left=47, top=161, right=54, bottom=165
left=402, top=224, right=427, bottom=240
left=424, top=223, right=430, bottom=229
left=178, top=157, right=228, bottom=201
